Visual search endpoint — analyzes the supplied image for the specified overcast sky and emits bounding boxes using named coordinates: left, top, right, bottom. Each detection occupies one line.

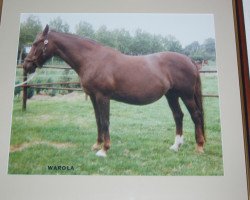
left=20, top=13, right=215, bottom=47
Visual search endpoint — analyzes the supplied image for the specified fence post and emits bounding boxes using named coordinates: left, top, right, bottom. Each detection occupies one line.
left=22, top=71, right=27, bottom=111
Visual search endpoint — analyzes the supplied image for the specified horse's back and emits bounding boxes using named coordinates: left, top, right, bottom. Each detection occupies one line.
left=108, top=51, right=198, bottom=104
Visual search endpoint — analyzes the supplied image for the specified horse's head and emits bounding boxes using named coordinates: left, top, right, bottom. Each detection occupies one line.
left=23, top=25, right=54, bottom=74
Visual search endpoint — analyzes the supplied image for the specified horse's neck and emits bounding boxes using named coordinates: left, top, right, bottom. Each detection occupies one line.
left=50, top=32, right=97, bottom=73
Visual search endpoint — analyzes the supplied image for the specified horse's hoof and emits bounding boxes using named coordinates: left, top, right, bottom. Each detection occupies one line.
left=92, top=143, right=102, bottom=151
left=196, top=145, right=204, bottom=153
left=170, top=144, right=179, bottom=152
left=170, top=135, right=184, bottom=152
left=96, top=149, right=107, bottom=157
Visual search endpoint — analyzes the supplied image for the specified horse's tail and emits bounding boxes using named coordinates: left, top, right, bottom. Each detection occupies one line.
left=194, top=72, right=206, bottom=141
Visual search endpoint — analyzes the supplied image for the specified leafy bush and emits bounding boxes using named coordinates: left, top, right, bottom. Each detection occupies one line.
left=27, top=87, right=34, bottom=99
left=48, top=89, right=57, bottom=97
left=14, top=81, right=22, bottom=96
left=34, top=78, right=42, bottom=94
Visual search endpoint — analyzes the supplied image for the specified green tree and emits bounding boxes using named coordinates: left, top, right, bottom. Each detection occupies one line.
left=75, top=21, right=95, bottom=38
left=184, top=41, right=201, bottom=55
left=49, top=17, right=70, bottom=33
left=202, top=38, right=216, bottom=61
left=112, top=29, right=133, bottom=54
left=183, top=41, right=204, bottom=61
left=150, top=34, right=165, bottom=53
left=183, top=38, right=216, bottom=61
left=95, top=25, right=115, bottom=47
left=162, top=35, right=183, bottom=53
left=130, top=29, right=155, bottom=55
left=18, top=15, right=42, bottom=64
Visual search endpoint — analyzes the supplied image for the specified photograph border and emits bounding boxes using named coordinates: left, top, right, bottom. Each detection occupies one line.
left=0, top=0, right=249, bottom=199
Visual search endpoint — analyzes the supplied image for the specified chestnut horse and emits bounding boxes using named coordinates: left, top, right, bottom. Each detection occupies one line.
left=23, top=25, right=205, bottom=157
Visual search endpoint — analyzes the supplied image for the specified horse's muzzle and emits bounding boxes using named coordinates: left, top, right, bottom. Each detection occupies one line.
left=23, top=61, right=36, bottom=74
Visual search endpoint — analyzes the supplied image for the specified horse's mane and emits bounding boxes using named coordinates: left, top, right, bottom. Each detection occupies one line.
left=48, top=30, right=122, bottom=54
left=49, top=30, right=101, bottom=46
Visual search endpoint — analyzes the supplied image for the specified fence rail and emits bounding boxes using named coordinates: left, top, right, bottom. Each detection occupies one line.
left=17, top=64, right=218, bottom=73
left=17, top=64, right=72, bottom=70
left=23, top=81, right=80, bottom=87
left=17, top=64, right=219, bottom=111
left=30, top=86, right=82, bottom=91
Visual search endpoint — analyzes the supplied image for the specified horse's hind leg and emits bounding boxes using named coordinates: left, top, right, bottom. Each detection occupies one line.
left=166, top=92, right=184, bottom=151
left=181, top=96, right=205, bottom=153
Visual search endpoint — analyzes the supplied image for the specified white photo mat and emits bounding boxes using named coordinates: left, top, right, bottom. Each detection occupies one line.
left=0, top=0, right=248, bottom=199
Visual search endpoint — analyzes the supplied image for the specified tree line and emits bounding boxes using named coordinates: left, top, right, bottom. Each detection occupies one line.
left=18, top=15, right=216, bottom=63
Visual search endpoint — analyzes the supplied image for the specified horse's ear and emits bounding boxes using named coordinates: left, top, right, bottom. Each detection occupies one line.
left=42, top=25, right=49, bottom=36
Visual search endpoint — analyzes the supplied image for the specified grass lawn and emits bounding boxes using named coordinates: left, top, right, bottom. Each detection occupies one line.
left=8, top=75, right=223, bottom=176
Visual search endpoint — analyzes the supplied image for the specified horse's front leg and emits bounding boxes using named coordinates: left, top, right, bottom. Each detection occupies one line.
left=90, top=95, right=103, bottom=151
left=95, top=93, right=111, bottom=157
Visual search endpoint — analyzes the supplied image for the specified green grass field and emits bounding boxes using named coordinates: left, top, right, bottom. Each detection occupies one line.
left=8, top=75, right=223, bottom=176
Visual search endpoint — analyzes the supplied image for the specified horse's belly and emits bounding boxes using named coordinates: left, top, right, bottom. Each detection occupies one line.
left=111, top=74, right=170, bottom=105
left=110, top=88, right=166, bottom=105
